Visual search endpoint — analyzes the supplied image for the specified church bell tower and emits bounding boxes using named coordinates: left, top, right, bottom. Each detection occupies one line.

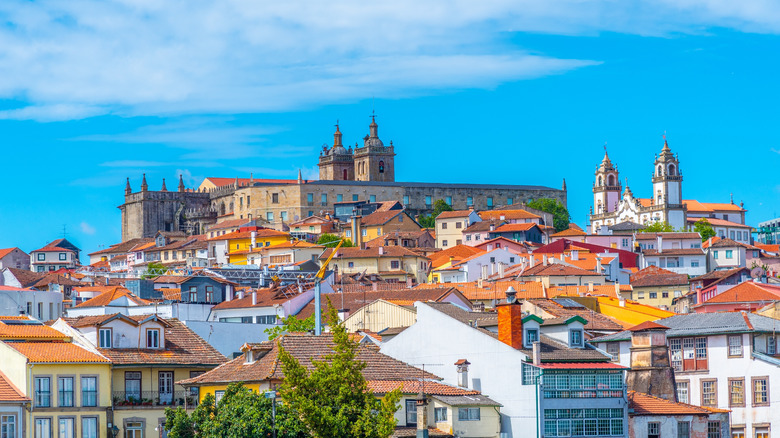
left=593, top=148, right=621, bottom=214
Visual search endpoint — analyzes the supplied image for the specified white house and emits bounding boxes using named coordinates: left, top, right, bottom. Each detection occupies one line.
left=433, top=248, right=519, bottom=283
left=435, top=210, right=482, bottom=249
left=0, top=286, right=63, bottom=320
left=637, top=236, right=706, bottom=276
left=592, top=312, right=780, bottom=437
left=381, top=296, right=627, bottom=438
left=705, top=238, right=748, bottom=271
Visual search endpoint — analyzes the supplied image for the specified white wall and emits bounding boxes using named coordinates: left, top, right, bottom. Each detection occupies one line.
left=0, top=288, right=63, bottom=320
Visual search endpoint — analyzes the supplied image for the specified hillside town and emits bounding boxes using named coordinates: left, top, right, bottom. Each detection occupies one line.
left=1, top=122, right=779, bottom=438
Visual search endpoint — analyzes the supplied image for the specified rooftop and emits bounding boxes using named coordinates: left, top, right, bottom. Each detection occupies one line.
left=628, top=391, right=728, bottom=416
left=7, top=341, right=110, bottom=364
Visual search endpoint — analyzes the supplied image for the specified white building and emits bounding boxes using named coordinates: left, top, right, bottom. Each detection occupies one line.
left=636, top=233, right=706, bottom=276
left=705, top=238, right=749, bottom=271
left=435, top=210, right=481, bottom=249
left=29, top=238, right=81, bottom=272
left=0, top=248, right=29, bottom=270
left=432, top=248, right=518, bottom=283
left=0, top=286, right=63, bottom=320
left=592, top=312, right=780, bottom=438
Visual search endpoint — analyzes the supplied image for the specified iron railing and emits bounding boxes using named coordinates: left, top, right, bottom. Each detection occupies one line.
left=112, top=391, right=198, bottom=408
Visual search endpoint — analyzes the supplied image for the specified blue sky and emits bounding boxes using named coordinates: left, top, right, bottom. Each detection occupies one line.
left=1, top=1, right=779, bottom=260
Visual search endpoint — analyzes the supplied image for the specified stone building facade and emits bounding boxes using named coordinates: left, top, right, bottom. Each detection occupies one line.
left=121, top=118, right=567, bottom=240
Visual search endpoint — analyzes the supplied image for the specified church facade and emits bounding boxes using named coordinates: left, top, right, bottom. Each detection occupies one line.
left=120, top=118, right=567, bottom=241
left=588, top=139, right=746, bottom=233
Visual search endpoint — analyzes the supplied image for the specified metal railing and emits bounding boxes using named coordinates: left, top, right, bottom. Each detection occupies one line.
left=112, top=391, right=198, bottom=407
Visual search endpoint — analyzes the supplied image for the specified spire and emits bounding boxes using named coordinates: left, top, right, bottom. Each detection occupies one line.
left=234, top=176, right=239, bottom=189
left=661, top=131, right=671, bottom=154
left=141, top=173, right=148, bottom=192
left=125, top=177, right=132, bottom=195
left=334, top=120, right=343, bottom=147
left=178, top=174, right=185, bottom=192
left=369, top=111, right=378, bottom=138
left=298, top=169, right=303, bottom=184
left=161, top=178, right=167, bottom=191
left=562, top=178, right=567, bottom=191
left=730, top=193, right=734, bottom=204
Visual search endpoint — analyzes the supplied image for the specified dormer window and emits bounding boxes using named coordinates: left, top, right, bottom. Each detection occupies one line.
left=99, top=328, right=112, bottom=348
left=525, top=328, right=539, bottom=348
left=570, top=329, right=583, bottom=347
left=146, top=329, right=160, bottom=349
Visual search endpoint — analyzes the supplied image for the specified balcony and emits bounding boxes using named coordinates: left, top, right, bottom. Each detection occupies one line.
left=112, top=391, right=198, bottom=408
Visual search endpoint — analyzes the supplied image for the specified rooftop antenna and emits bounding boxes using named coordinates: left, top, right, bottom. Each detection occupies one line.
left=62, top=224, right=68, bottom=238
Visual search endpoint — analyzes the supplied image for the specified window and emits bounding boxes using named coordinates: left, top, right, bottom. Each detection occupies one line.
left=637, top=292, right=644, bottom=299
left=714, top=250, right=719, bottom=259
left=58, top=377, right=73, bottom=407
left=728, top=335, right=743, bottom=357
left=307, top=193, right=313, bottom=204
left=347, top=262, right=354, bottom=268
left=34, top=418, right=51, bottom=438
left=125, top=372, right=141, bottom=400
left=434, top=407, right=447, bottom=422
left=753, top=377, right=769, bottom=406
left=662, top=291, right=669, bottom=298
left=336, top=194, right=343, bottom=202
left=701, top=379, right=717, bottom=406
left=58, top=418, right=74, bottom=438
left=321, top=193, right=328, bottom=205
left=99, top=328, right=112, bottom=348
left=489, top=257, right=496, bottom=263
left=147, top=329, right=160, bottom=348
left=649, top=292, right=657, bottom=299
left=768, top=336, right=777, bottom=355
left=246, top=196, right=250, bottom=207
left=272, top=193, right=279, bottom=203
left=205, top=286, right=214, bottom=302
left=458, top=408, right=480, bottom=421
left=465, top=235, right=471, bottom=241
left=403, top=195, right=409, bottom=205
left=466, top=197, right=473, bottom=206
left=255, top=315, right=276, bottom=324
left=81, top=376, right=97, bottom=407
left=545, top=408, right=623, bottom=437
left=81, top=418, right=97, bottom=438
left=705, top=422, right=720, bottom=438
left=352, top=194, right=359, bottom=201
left=755, top=427, right=769, bottom=438
left=607, top=343, right=619, bottom=362
left=726, top=250, right=733, bottom=259
left=37, top=253, right=45, bottom=261
left=370, top=195, right=376, bottom=203
left=215, top=391, right=225, bottom=403
left=125, top=421, right=143, bottom=438
left=622, top=238, right=629, bottom=247
left=676, top=381, right=689, bottom=404
left=345, top=230, right=352, bottom=238
left=526, top=328, right=539, bottom=346
left=1, top=415, right=16, bottom=438
left=648, top=422, right=660, bottom=438
left=730, top=230, right=735, bottom=240
left=425, top=196, right=432, bottom=206
left=570, top=329, right=583, bottom=347
left=58, top=253, right=66, bottom=261
left=728, top=378, right=744, bottom=407
left=405, top=400, right=417, bottom=426
left=507, top=197, right=513, bottom=205
left=446, top=196, right=452, bottom=205
left=188, top=286, right=197, bottom=302
left=441, top=222, right=448, bottom=230
left=487, top=197, right=493, bottom=207
left=361, top=229, right=367, bottom=236
left=266, top=212, right=273, bottom=222
left=280, top=211, right=288, bottom=221
left=34, top=377, right=50, bottom=407
left=678, top=421, right=690, bottom=438
left=442, top=240, right=448, bottom=247
left=521, top=362, right=540, bottom=385
left=455, top=221, right=462, bottom=229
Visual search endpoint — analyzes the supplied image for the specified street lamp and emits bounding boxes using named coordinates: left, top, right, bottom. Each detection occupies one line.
left=110, top=425, right=119, bottom=438
left=264, top=390, right=277, bottom=438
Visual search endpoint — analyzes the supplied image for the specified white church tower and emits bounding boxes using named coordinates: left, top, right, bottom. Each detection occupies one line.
left=593, top=148, right=622, bottom=215
left=652, top=138, right=685, bottom=228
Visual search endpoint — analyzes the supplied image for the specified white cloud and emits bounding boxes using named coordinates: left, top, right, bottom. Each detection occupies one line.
left=0, top=0, right=774, bottom=122
left=80, top=221, right=96, bottom=235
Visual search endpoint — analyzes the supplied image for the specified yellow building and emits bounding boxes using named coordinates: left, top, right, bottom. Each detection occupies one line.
left=0, top=318, right=112, bottom=438
left=178, top=334, right=501, bottom=437
left=343, top=210, right=421, bottom=246
left=628, top=266, right=689, bottom=311
left=319, top=246, right=430, bottom=284
left=53, top=314, right=226, bottom=438
left=207, top=228, right=291, bottom=265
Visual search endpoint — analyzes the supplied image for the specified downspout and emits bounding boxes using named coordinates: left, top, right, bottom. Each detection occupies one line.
left=535, top=368, right=544, bottom=438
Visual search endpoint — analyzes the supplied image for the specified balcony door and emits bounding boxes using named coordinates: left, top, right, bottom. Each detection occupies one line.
left=159, top=372, right=174, bottom=404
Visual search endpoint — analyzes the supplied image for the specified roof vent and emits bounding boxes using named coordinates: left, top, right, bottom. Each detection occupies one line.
left=505, top=286, right=517, bottom=304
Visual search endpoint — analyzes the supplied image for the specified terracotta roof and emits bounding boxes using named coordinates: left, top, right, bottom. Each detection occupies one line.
left=88, top=238, right=154, bottom=256
left=4, top=268, right=46, bottom=288
left=463, top=220, right=504, bottom=233
left=536, top=362, right=627, bottom=369
left=628, top=391, right=727, bottom=415
left=7, top=342, right=109, bottom=363
left=417, top=280, right=546, bottom=301
left=320, top=246, right=426, bottom=260
left=161, top=288, right=182, bottom=301
left=178, top=333, right=437, bottom=386
left=297, top=287, right=468, bottom=320
left=428, top=245, right=484, bottom=269
left=627, top=321, right=669, bottom=332
left=527, top=299, right=624, bottom=331
left=493, top=223, right=538, bottom=233
left=204, top=177, right=300, bottom=187
left=551, top=227, right=587, bottom=237
left=207, top=218, right=254, bottom=231
left=709, top=237, right=750, bottom=249
left=0, top=248, right=23, bottom=260
left=0, top=370, right=29, bottom=402
left=683, top=200, right=745, bottom=213
left=31, top=238, right=80, bottom=253
left=478, top=210, right=540, bottom=220
left=0, top=322, right=70, bottom=340
left=392, top=427, right=451, bottom=437
left=690, top=267, right=749, bottom=283
left=547, top=284, right=631, bottom=299
left=211, top=285, right=308, bottom=310
left=360, top=210, right=407, bottom=227
left=754, top=244, right=780, bottom=254
left=630, top=266, right=689, bottom=288
left=65, top=315, right=226, bottom=365
left=698, top=282, right=780, bottom=305
left=435, top=210, right=473, bottom=219
left=520, top=263, right=600, bottom=277
left=635, top=232, right=701, bottom=240
left=31, top=273, right=83, bottom=289
left=686, top=217, right=750, bottom=228
left=368, top=380, right=479, bottom=395
left=206, top=229, right=290, bottom=242
left=642, top=248, right=705, bottom=256
left=75, top=287, right=151, bottom=307
left=260, top=241, right=324, bottom=250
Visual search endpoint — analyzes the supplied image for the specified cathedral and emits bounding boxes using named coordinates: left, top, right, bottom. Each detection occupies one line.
left=588, top=139, right=745, bottom=233
left=120, top=117, right=567, bottom=241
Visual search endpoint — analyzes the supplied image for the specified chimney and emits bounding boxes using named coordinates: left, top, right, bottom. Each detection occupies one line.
left=378, top=246, right=384, bottom=255
left=489, top=223, right=496, bottom=232
left=416, top=394, right=429, bottom=436
left=657, top=235, right=663, bottom=253
left=497, top=263, right=505, bottom=278
left=619, top=297, right=626, bottom=307
left=481, top=264, right=489, bottom=280
left=237, top=290, right=245, bottom=300
left=529, top=255, right=535, bottom=268
left=614, top=282, right=620, bottom=296
left=251, top=291, right=257, bottom=306
left=543, top=255, right=548, bottom=266
left=351, top=215, right=363, bottom=248
left=251, top=231, right=257, bottom=249
left=595, top=257, right=602, bottom=274
left=588, top=282, right=594, bottom=292
left=455, top=359, right=470, bottom=388
left=406, top=277, right=413, bottom=289
left=372, top=282, right=378, bottom=292
left=532, top=341, right=541, bottom=366
left=497, top=287, right=523, bottom=350
left=571, top=250, right=579, bottom=261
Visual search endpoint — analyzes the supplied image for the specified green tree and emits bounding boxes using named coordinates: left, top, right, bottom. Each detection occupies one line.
left=265, top=315, right=316, bottom=340
left=693, top=218, right=717, bottom=242
left=278, top=302, right=401, bottom=438
left=417, top=198, right=453, bottom=228
left=164, top=384, right=307, bottom=438
left=527, top=198, right=571, bottom=232
left=640, top=222, right=676, bottom=233
left=142, top=261, right=165, bottom=279
left=316, top=233, right=354, bottom=247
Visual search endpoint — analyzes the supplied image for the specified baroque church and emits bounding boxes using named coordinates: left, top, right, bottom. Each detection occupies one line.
left=120, top=117, right=567, bottom=241
left=588, top=139, right=746, bottom=233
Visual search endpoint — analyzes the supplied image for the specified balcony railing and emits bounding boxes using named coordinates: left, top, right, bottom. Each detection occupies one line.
left=112, top=391, right=198, bottom=408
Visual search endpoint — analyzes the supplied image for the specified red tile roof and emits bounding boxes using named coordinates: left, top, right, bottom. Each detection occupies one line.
left=686, top=217, right=751, bottom=228
left=368, top=380, right=479, bottom=395
left=207, top=229, right=290, bottom=242
left=627, top=321, right=669, bottom=332
left=0, top=322, right=70, bottom=340
left=428, top=245, right=484, bottom=269
left=628, top=391, right=728, bottom=415
left=635, top=232, right=701, bottom=240
left=520, top=263, right=600, bottom=277
left=699, top=282, right=780, bottom=304
left=436, top=210, right=473, bottom=219
left=0, top=247, right=23, bottom=260
left=478, top=210, right=540, bottom=220
left=7, top=342, right=110, bottom=363
left=320, top=246, right=426, bottom=260
left=0, top=370, right=29, bottom=402
left=536, top=362, right=627, bottom=370
left=296, top=287, right=467, bottom=319
left=75, top=287, right=150, bottom=307
left=360, top=210, right=407, bottom=227
left=630, top=266, right=689, bottom=288
left=493, top=223, right=538, bottom=233
left=551, top=227, right=587, bottom=237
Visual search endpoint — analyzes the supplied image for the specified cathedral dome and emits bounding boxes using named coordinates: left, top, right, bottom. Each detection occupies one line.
left=331, top=144, right=350, bottom=155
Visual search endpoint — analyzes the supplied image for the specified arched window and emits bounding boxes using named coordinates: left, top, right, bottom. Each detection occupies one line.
left=598, top=176, right=603, bottom=186
left=219, top=203, right=226, bottom=216
left=343, top=169, right=348, bottom=180
left=668, top=164, right=676, bottom=176
left=607, top=174, right=615, bottom=186
left=379, top=160, right=385, bottom=173
left=657, top=165, right=663, bottom=176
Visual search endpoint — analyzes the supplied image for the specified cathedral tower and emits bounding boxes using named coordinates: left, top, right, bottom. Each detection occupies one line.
left=593, top=148, right=621, bottom=214
left=652, top=138, right=682, bottom=207
left=318, top=123, right=355, bottom=181
left=354, top=115, right=395, bottom=182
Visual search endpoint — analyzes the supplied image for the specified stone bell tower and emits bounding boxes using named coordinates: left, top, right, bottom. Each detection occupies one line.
left=353, top=114, right=395, bottom=182
left=318, top=122, right=355, bottom=181
left=593, top=147, right=621, bottom=215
